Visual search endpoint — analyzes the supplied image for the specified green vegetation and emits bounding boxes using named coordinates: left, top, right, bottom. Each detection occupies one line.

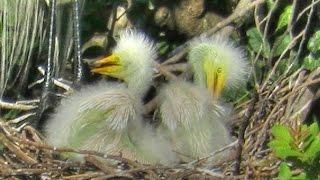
left=269, top=123, right=320, bottom=179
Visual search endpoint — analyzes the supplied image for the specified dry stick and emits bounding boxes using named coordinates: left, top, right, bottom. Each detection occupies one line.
left=1, top=168, right=61, bottom=176
left=85, top=155, right=115, bottom=174
left=1, top=123, right=156, bottom=177
left=0, top=101, right=37, bottom=111
left=155, top=62, right=178, bottom=81
left=289, top=0, right=299, bottom=37
left=234, top=92, right=258, bottom=175
left=161, top=48, right=189, bottom=66
left=0, top=133, right=37, bottom=165
left=92, top=174, right=134, bottom=180
left=294, top=0, right=320, bottom=27
left=261, top=1, right=319, bottom=94
left=36, top=66, right=74, bottom=93
left=250, top=91, right=293, bottom=155
left=206, top=0, right=265, bottom=36
left=162, top=63, right=188, bottom=72
left=259, top=30, right=304, bottom=92
left=0, top=122, right=103, bottom=157
left=284, top=70, right=306, bottom=119
left=294, top=0, right=316, bottom=62
left=8, top=113, right=36, bottom=124
left=262, top=0, right=280, bottom=44
left=195, top=168, right=225, bottom=178
left=1, top=122, right=146, bottom=169
left=63, top=172, right=105, bottom=180
left=187, top=140, right=238, bottom=166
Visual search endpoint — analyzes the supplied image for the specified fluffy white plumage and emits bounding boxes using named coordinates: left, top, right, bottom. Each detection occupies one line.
left=46, top=82, right=140, bottom=151
left=158, top=81, right=231, bottom=161
left=158, top=35, right=249, bottom=162
left=188, top=35, right=249, bottom=90
left=45, top=29, right=177, bottom=164
left=114, top=29, right=157, bottom=96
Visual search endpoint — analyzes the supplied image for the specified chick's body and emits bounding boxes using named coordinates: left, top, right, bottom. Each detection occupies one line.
left=159, top=81, right=231, bottom=161
left=46, top=83, right=140, bottom=157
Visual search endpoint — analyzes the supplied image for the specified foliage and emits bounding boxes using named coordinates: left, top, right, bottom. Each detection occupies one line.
left=276, top=5, right=292, bottom=32
left=246, top=27, right=270, bottom=59
left=268, top=123, right=320, bottom=179
left=303, top=31, right=320, bottom=71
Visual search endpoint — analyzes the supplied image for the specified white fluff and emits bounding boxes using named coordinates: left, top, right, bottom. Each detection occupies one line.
left=158, top=81, right=232, bottom=161
left=115, top=29, right=157, bottom=96
left=45, top=82, right=140, bottom=151
left=188, top=35, right=249, bottom=90
left=45, top=29, right=177, bottom=164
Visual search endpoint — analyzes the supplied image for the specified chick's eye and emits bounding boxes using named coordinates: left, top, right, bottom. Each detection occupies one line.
left=217, top=67, right=222, bottom=74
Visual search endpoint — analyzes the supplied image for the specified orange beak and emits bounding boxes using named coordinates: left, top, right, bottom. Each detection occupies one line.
left=90, top=54, right=124, bottom=79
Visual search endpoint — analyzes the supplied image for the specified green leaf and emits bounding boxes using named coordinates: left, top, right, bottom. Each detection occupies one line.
left=156, top=41, right=170, bottom=55
left=268, top=139, right=290, bottom=149
left=273, top=35, right=291, bottom=57
left=303, top=54, right=320, bottom=71
left=307, top=31, right=320, bottom=52
left=291, top=172, right=307, bottom=180
left=309, top=123, right=320, bottom=137
left=278, top=162, right=292, bottom=180
left=303, top=136, right=320, bottom=162
left=302, top=135, right=315, bottom=151
left=271, top=125, right=293, bottom=144
left=276, top=5, right=293, bottom=31
left=273, top=147, right=302, bottom=159
left=246, top=27, right=270, bottom=58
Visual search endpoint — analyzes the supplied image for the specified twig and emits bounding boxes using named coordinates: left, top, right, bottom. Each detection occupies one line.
left=155, top=62, right=178, bottom=80
left=294, top=0, right=316, bottom=63
left=188, top=140, right=239, bottom=166
left=0, top=101, right=37, bottom=111
left=0, top=133, right=38, bottom=165
left=63, top=172, right=105, bottom=180
left=8, top=113, right=36, bottom=124
left=1, top=168, right=61, bottom=176
left=161, top=48, right=188, bottom=65
left=234, top=92, right=258, bottom=175
left=85, top=155, right=115, bottom=174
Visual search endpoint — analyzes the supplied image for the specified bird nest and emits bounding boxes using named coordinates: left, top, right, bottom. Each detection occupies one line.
left=1, top=65, right=319, bottom=179
left=1, top=0, right=320, bottom=179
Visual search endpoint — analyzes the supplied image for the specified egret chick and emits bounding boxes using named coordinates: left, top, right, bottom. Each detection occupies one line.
left=158, top=35, right=249, bottom=161
left=45, top=29, right=176, bottom=165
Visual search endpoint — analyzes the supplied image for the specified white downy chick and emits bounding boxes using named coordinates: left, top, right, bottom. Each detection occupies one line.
left=46, top=29, right=177, bottom=165
left=158, top=35, right=249, bottom=161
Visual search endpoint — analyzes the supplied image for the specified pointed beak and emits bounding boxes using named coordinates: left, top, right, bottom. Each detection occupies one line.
left=90, top=54, right=124, bottom=79
left=203, top=59, right=226, bottom=98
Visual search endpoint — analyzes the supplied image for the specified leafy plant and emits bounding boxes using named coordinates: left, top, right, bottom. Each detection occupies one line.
left=303, top=31, right=320, bottom=71
left=246, top=27, right=270, bottom=58
left=268, top=123, right=320, bottom=179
